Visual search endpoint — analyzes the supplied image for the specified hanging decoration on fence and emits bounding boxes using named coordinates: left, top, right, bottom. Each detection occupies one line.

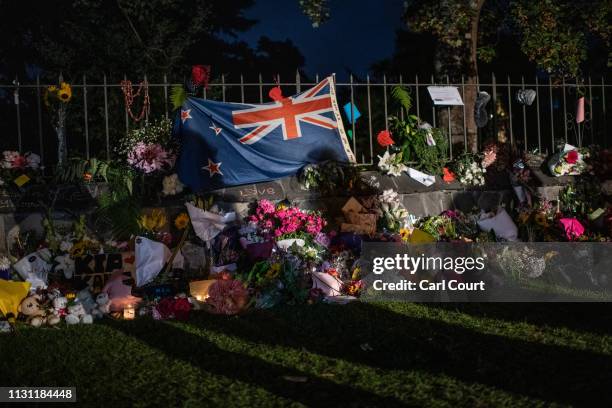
left=191, top=65, right=211, bottom=89
left=120, top=79, right=150, bottom=123
left=268, top=75, right=284, bottom=102
left=516, top=89, right=536, bottom=106
left=474, top=91, right=491, bottom=128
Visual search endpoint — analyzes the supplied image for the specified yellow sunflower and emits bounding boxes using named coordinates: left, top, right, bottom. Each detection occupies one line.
left=174, top=212, right=190, bottom=230
left=265, top=263, right=281, bottom=279
left=534, top=212, right=549, bottom=227
left=69, top=241, right=87, bottom=259
left=138, top=209, right=167, bottom=232
left=58, top=82, right=72, bottom=103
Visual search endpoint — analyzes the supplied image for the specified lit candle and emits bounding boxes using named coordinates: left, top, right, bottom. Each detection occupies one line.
left=123, top=304, right=135, bottom=320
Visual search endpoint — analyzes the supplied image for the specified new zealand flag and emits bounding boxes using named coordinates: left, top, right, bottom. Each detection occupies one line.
left=173, top=76, right=355, bottom=191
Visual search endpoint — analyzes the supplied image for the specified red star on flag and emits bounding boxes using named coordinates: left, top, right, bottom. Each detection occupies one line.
left=209, top=122, right=222, bottom=136
left=181, top=109, right=192, bottom=123
left=202, top=158, right=223, bottom=177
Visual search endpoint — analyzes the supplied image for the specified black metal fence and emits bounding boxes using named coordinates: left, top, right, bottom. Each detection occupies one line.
left=0, top=72, right=609, bottom=168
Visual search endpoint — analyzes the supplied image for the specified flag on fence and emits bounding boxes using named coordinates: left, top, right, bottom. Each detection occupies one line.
left=173, top=76, right=355, bottom=191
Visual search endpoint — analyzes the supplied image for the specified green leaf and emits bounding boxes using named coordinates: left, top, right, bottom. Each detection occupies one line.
left=391, top=86, right=412, bottom=114
left=171, top=85, right=187, bottom=111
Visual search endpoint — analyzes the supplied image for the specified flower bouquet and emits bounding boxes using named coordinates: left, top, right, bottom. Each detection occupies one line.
left=452, top=153, right=486, bottom=187
left=374, top=189, right=409, bottom=233
left=548, top=144, right=590, bottom=177
left=0, top=151, right=41, bottom=187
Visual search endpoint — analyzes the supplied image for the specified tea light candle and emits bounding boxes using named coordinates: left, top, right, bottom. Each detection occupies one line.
left=123, top=304, right=135, bottom=320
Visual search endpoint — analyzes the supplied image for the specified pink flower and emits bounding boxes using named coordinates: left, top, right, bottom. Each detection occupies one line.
left=559, top=218, right=584, bottom=240
left=565, top=150, right=579, bottom=165
left=127, top=142, right=175, bottom=174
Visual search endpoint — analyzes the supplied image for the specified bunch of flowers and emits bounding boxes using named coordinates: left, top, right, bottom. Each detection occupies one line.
left=1, top=151, right=40, bottom=170
left=127, top=142, right=175, bottom=174
left=249, top=199, right=326, bottom=239
left=374, top=189, right=409, bottom=233
left=453, top=153, right=486, bottom=187
left=45, top=82, right=72, bottom=104
left=206, top=279, right=249, bottom=315
left=377, top=150, right=407, bottom=177
left=153, top=296, right=192, bottom=321
left=481, top=140, right=510, bottom=171
left=548, top=144, right=590, bottom=177
left=117, top=118, right=173, bottom=157
left=45, top=81, right=72, bottom=167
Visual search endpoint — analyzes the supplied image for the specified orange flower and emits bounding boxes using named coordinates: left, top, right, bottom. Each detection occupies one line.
left=376, top=130, right=395, bottom=147
left=443, top=167, right=456, bottom=183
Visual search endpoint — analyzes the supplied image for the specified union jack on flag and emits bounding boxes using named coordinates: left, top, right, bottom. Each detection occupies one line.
left=173, top=76, right=355, bottom=192
left=232, top=77, right=338, bottom=144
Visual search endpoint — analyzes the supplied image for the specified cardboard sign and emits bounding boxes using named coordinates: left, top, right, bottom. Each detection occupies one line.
left=427, top=86, right=464, bottom=106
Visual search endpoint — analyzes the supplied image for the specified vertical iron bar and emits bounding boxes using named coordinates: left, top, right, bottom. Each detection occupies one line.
left=535, top=76, right=542, bottom=153
left=446, top=75, right=452, bottom=159
left=163, top=73, right=169, bottom=119
left=415, top=75, right=420, bottom=119
left=258, top=73, right=263, bottom=103
left=14, top=77, right=22, bottom=151
left=562, top=77, right=568, bottom=142
left=240, top=74, right=245, bottom=103
left=36, top=75, right=44, bottom=172
left=602, top=77, right=607, bottom=148
left=83, top=74, right=90, bottom=159
left=124, top=74, right=129, bottom=136
left=588, top=76, right=593, bottom=144
left=521, top=76, right=527, bottom=150
left=221, top=74, right=226, bottom=102
left=383, top=74, right=388, bottom=130
left=431, top=75, right=436, bottom=127
left=367, top=74, right=373, bottom=163
left=549, top=76, right=554, bottom=153
left=143, top=74, right=149, bottom=125
left=350, top=74, right=357, bottom=159
left=103, top=74, right=110, bottom=160
left=296, top=70, right=301, bottom=93
left=491, top=73, right=497, bottom=143
left=315, top=73, right=319, bottom=83
left=507, top=75, right=513, bottom=147
left=462, top=75, right=467, bottom=150
left=399, top=74, right=404, bottom=120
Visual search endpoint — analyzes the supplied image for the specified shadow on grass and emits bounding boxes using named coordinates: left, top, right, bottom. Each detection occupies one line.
left=424, top=302, right=612, bottom=336
left=180, top=302, right=612, bottom=407
left=102, top=317, right=408, bottom=407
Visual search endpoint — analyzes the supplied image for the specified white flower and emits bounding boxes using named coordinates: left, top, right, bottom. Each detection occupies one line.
left=377, top=150, right=407, bottom=177
left=162, top=174, right=184, bottom=196
left=0, top=256, right=10, bottom=270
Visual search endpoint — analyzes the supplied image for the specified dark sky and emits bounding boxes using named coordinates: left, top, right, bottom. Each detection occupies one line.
left=236, top=0, right=406, bottom=80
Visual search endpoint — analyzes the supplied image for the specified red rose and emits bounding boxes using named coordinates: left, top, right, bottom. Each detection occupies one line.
left=155, top=297, right=175, bottom=319
left=376, top=130, right=394, bottom=147
left=566, top=150, right=579, bottom=164
left=172, top=298, right=192, bottom=321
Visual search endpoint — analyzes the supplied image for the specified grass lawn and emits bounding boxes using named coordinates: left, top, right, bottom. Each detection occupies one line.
left=2, top=302, right=611, bottom=407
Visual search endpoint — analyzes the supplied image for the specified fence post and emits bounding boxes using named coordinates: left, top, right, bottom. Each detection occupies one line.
left=240, top=74, right=245, bottom=103
left=446, top=75, right=452, bottom=159
left=83, top=74, right=90, bottom=159
left=124, top=74, right=129, bottom=136
left=507, top=75, right=513, bottom=148
left=103, top=74, right=110, bottom=160
left=602, top=76, right=607, bottom=148
left=549, top=76, right=554, bottom=153
left=221, top=74, right=226, bottom=102
left=36, top=75, right=44, bottom=172
left=562, top=76, right=568, bottom=143
left=415, top=74, right=420, bottom=119
left=163, top=73, right=169, bottom=119
left=383, top=74, right=388, bottom=131
left=14, top=76, right=22, bottom=151
left=535, top=76, right=542, bottom=153
left=491, top=73, right=496, bottom=144
left=430, top=75, right=436, bottom=127
left=366, top=74, right=373, bottom=164
left=588, top=76, right=593, bottom=145
left=521, top=76, right=527, bottom=150
left=296, top=70, right=301, bottom=94
left=398, top=74, right=404, bottom=120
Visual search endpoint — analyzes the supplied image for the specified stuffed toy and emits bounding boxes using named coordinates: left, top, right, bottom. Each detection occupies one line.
left=102, top=271, right=141, bottom=312
left=65, top=302, right=93, bottom=325
left=52, top=296, right=68, bottom=320
left=91, top=293, right=111, bottom=319
left=18, top=295, right=60, bottom=327
left=13, top=249, right=52, bottom=292
left=53, top=254, right=75, bottom=279
left=76, top=288, right=96, bottom=314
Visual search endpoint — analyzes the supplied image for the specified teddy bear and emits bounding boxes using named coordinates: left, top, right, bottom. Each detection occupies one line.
left=18, top=295, right=60, bottom=327
left=52, top=296, right=68, bottom=321
left=76, top=288, right=97, bottom=314
left=65, top=301, right=93, bottom=325
left=91, top=293, right=111, bottom=319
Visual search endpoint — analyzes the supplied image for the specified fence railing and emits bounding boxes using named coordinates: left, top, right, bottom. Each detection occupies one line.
left=1, top=73, right=609, bottom=169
